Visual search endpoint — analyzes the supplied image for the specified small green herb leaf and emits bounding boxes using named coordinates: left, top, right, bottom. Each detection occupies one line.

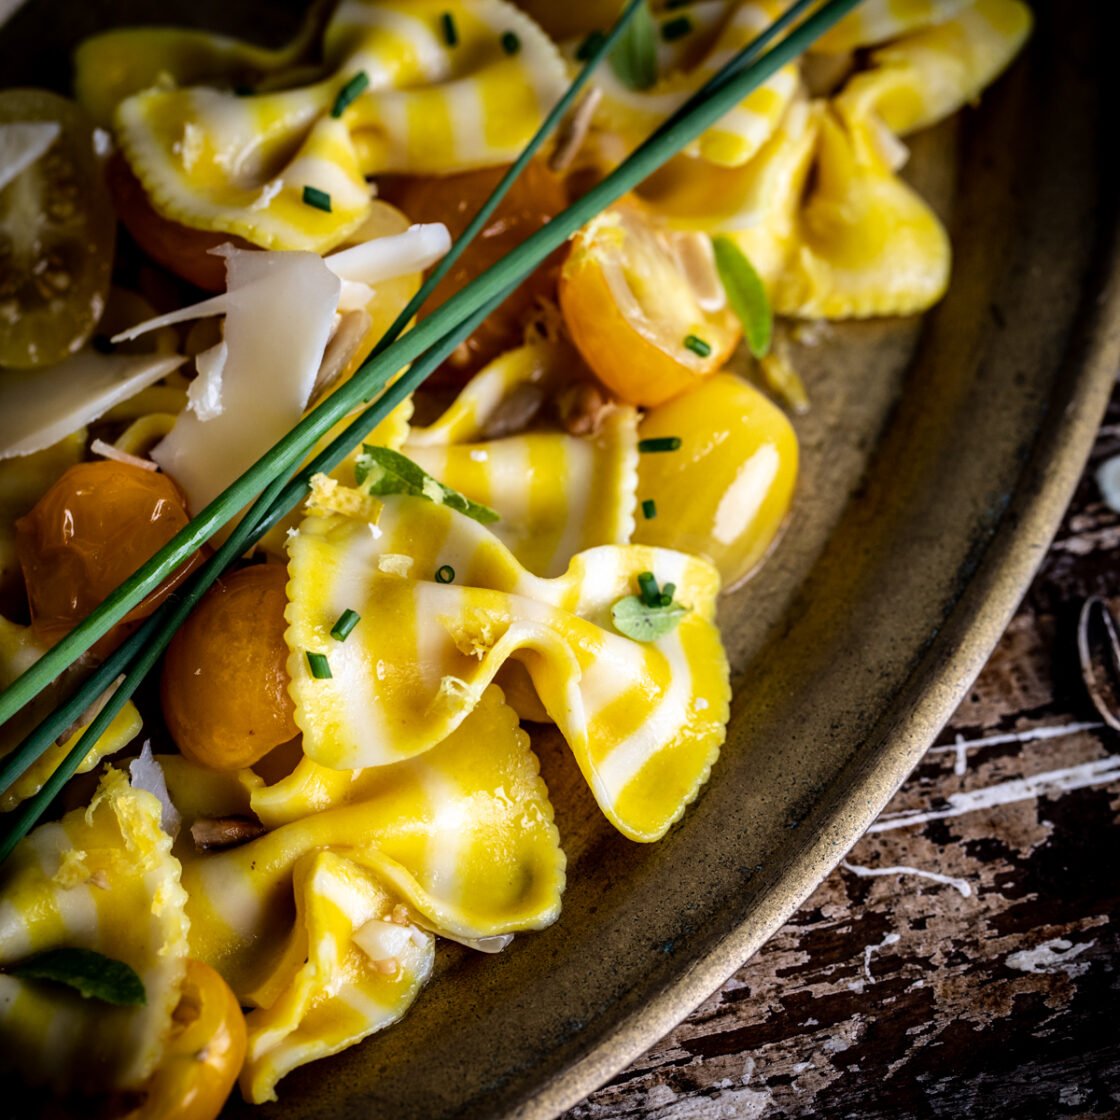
left=9, top=948, right=146, bottom=1006
left=711, top=235, right=773, bottom=359
left=355, top=446, right=499, bottom=524
left=611, top=594, right=688, bottom=643
left=609, top=0, right=658, bottom=91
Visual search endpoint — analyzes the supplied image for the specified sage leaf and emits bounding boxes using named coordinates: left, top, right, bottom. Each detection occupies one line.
left=609, top=0, right=658, bottom=91
left=611, top=594, right=688, bottom=642
left=711, top=235, right=773, bottom=359
left=355, top=446, right=499, bottom=524
left=9, top=948, right=146, bottom=1006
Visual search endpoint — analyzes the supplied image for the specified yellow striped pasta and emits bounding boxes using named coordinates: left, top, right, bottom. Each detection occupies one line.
left=758, top=105, right=951, bottom=318
left=812, top=0, right=974, bottom=53
left=285, top=486, right=730, bottom=841
left=834, top=0, right=1034, bottom=137
left=585, top=0, right=799, bottom=168
left=0, top=617, right=144, bottom=812
left=112, top=0, right=568, bottom=251
left=240, top=850, right=435, bottom=1103
left=175, top=684, right=563, bottom=993
left=0, top=769, right=189, bottom=1094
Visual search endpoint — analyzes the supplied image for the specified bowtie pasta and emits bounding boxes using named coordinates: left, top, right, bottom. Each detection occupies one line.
left=0, top=0, right=1030, bottom=1114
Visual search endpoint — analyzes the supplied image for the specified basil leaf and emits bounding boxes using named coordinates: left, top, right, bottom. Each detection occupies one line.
left=354, top=446, right=499, bottom=524
left=611, top=594, right=688, bottom=642
left=9, top=948, right=146, bottom=1006
left=711, top=235, right=773, bottom=359
left=609, top=0, right=658, bottom=91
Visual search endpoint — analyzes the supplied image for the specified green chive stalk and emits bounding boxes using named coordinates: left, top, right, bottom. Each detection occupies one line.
left=0, top=0, right=861, bottom=775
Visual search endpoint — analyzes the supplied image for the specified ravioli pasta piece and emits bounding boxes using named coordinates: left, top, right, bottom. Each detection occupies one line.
left=0, top=617, right=143, bottom=812
left=834, top=0, right=1033, bottom=138
left=811, top=0, right=974, bottom=53
left=287, top=489, right=729, bottom=841
left=756, top=105, right=951, bottom=318
left=241, top=850, right=435, bottom=1104
left=407, top=410, right=638, bottom=577
left=73, top=3, right=327, bottom=128
left=405, top=340, right=566, bottom=448
left=178, top=686, right=563, bottom=998
left=583, top=0, right=799, bottom=169
left=403, top=341, right=639, bottom=577
left=0, top=769, right=189, bottom=1095
left=114, top=0, right=567, bottom=252
left=638, top=91, right=819, bottom=281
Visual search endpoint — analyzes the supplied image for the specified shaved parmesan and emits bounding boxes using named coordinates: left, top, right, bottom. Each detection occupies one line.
left=129, top=743, right=181, bottom=840
left=90, top=439, right=157, bottom=471
left=0, top=121, right=60, bottom=192
left=0, top=351, right=186, bottom=459
left=325, top=224, right=451, bottom=287
left=186, top=340, right=228, bottom=421
left=439, top=932, right=515, bottom=954
left=353, top=918, right=413, bottom=964
left=149, top=248, right=340, bottom=513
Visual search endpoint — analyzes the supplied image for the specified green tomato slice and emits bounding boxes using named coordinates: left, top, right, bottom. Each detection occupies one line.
left=0, top=89, right=115, bottom=369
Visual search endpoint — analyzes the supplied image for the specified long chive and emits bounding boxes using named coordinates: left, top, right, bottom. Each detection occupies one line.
left=0, top=0, right=860, bottom=740
left=0, top=3, right=647, bottom=732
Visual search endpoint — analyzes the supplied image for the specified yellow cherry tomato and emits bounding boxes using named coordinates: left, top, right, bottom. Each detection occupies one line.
left=127, top=960, right=246, bottom=1120
left=633, top=373, right=798, bottom=589
left=161, top=563, right=297, bottom=770
left=559, top=207, right=740, bottom=407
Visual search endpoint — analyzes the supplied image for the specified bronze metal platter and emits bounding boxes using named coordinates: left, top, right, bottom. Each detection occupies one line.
left=1, top=2, right=1118, bottom=1117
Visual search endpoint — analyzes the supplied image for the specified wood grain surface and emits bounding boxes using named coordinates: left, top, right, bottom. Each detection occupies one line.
left=561, top=397, right=1120, bottom=1119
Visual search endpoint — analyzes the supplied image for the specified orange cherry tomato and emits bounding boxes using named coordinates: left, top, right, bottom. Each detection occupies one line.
left=126, top=959, right=246, bottom=1120
left=107, top=154, right=255, bottom=292
left=15, top=460, right=199, bottom=647
left=161, top=563, right=297, bottom=770
left=559, top=207, right=741, bottom=407
left=380, top=160, right=567, bottom=382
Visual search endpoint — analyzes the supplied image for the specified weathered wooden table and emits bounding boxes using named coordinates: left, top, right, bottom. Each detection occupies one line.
left=562, top=395, right=1120, bottom=1118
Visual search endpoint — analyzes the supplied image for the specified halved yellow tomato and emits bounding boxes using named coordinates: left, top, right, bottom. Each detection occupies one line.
left=633, top=373, right=798, bottom=589
left=126, top=959, right=246, bottom=1120
left=559, top=207, right=740, bottom=407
